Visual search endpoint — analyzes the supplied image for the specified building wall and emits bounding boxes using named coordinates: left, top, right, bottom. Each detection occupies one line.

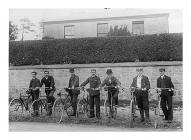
left=43, top=16, right=169, bottom=38
left=9, top=61, right=182, bottom=102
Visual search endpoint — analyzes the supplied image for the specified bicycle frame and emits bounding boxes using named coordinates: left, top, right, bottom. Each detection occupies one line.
left=19, top=93, right=32, bottom=111
left=103, top=86, right=119, bottom=118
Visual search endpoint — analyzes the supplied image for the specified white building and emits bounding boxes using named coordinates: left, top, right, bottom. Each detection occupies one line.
left=42, top=13, right=169, bottom=39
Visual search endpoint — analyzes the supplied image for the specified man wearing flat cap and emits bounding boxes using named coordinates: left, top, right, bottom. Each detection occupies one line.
left=41, top=70, right=56, bottom=116
left=157, top=68, right=174, bottom=123
left=100, top=69, right=121, bottom=117
left=29, top=71, right=41, bottom=116
left=68, top=68, right=80, bottom=116
left=80, top=69, right=101, bottom=119
left=131, top=68, right=150, bottom=123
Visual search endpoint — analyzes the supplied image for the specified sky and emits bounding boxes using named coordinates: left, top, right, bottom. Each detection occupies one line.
left=9, top=8, right=182, bottom=40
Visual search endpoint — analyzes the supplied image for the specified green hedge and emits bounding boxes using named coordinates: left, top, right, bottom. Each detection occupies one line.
left=9, top=33, right=182, bottom=66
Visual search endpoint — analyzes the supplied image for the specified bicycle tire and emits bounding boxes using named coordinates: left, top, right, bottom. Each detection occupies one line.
left=30, top=99, right=43, bottom=117
left=104, top=98, right=109, bottom=116
left=64, top=97, right=73, bottom=116
left=129, top=100, right=134, bottom=128
left=9, top=98, right=24, bottom=116
left=76, top=99, right=89, bottom=121
left=52, top=98, right=64, bottom=123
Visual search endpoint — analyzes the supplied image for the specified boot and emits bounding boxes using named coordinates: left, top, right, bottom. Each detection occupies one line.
left=140, top=109, right=145, bottom=122
left=46, top=103, right=52, bottom=116
left=71, top=103, right=77, bottom=116
left=144, top=109, right=150, bottom=123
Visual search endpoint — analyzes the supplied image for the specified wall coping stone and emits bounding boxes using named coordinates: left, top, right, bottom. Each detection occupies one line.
left=9, top=61, right=182, bottom=70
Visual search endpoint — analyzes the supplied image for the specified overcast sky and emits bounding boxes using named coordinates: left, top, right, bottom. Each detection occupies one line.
left=9, top=8, right=182, bottom=40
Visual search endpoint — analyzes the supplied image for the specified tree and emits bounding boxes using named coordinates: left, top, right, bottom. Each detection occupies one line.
left=35, top=18, right=48, bottom=40
left=108, top=25, right=132, bottom=37
left=9, top=21, right=18, bottom=41
left=19, top=18, right=36, bottom=41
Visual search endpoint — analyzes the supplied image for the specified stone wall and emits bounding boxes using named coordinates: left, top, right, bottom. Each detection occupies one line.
left=9, top=61, right=182, bottom=102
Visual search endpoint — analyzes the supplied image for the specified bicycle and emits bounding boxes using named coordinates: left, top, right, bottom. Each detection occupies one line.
left=29, top=87, right=53, bottom=117
left=9, top=88, right=33, bottom=116
left=52, top=87, right=75, bottom=123
left=153, top=88, right=176, bottom=128
left=128, top=87, right=140, bottom=128
left=103, top=86, right=120, bottom=119
left=129, top=87, right=151, bottom=128
left=76, top=87, right=96, bottom=121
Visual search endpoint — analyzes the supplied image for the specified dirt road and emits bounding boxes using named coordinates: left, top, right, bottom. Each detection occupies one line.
left=9, top=107, right=182, bottom=131
left=9, top=122, right=182, bottom=132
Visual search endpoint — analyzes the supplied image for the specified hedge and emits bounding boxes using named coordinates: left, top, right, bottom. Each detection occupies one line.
left=9, top=33, right=182, bottom=66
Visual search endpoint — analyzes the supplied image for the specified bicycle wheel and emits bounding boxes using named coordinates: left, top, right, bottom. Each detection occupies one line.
left=52, top=98, right=64, bottom=123
left=109, top=104, right=114, bottom=118
left=113, top=105, right=117, bottom=119
left=30, top=99, right=43, bottom=117
left=9, top=98, right=23, bottom=116
left=154, top=101, right=161, bottom=129
left=64, top=97, right=73, bottom=116
left=84, top=101, right=90, bottom=117
left=76, top=99, right=87, bottom=120
left=129, top=100, right=135, bottom=128
left=104, top=98, right=109, bottom=116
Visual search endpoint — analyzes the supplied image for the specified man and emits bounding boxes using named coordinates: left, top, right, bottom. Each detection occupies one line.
left=157, top=68, right=174, bottom=123
left=68, top=68, right=80, bottom=116
left=41, top=70, right=56, bottom=115
left=80, top=69, right=101, bottom=119
left=29, top=71, right=41, bottom=116
left=100, top=69, right=121, bottom=116
left=131, top=68, right=150, bottom=123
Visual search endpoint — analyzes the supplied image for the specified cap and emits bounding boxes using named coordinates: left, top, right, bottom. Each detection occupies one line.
left=106, top=69, right=113, bottom=74
left=44, top=70, right=49, bottom=74
left=159, top=68, right=165, bottom=72
left=136, top=68, right=143, bottom=72
left=69, top=68, right=75, bottom=73
left=31, top=71, right=37, bottom=75
left=91, top=69, right=96, bottom=72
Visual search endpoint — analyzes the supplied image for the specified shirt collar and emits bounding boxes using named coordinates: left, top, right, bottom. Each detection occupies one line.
left=161, top=75, right=165, bottom=79
left=137, top=75, right=142, bottom=78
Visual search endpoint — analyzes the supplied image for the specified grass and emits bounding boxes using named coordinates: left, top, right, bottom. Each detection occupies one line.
left=9, top=106, right=182, bottom=130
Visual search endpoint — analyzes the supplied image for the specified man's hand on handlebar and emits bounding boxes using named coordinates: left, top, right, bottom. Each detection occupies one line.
left=142, top=88, right=147, bottom=91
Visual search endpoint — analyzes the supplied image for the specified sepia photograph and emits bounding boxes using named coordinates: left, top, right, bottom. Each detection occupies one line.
left=9, top=8, right=182, bottom=132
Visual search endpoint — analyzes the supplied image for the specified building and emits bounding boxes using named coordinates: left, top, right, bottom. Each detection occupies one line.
left=42, top=13, right=169, bottom=39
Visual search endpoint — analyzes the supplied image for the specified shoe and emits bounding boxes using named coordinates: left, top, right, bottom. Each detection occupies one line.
left=46, top=112, right=52, bottom=116
left=167, top=120, right=172, bottom=123
left=35, top=112, right=39, bottom=116
left=96, top=116, right=101, bottom=120
left=70, top=113, right=76, bottom=116
left=140, top=118, right=145, bottom=122
left=89, top=115, right=95, bottom=118
left=31, top=112, right=39, bottom=117
left=140, top=109, right=144, bottom=122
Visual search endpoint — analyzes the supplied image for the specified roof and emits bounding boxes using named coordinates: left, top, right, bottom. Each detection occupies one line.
left=42, top=13, right=169, bottom=24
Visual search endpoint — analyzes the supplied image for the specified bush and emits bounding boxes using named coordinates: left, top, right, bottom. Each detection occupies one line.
left=9, top=33, right=182, bottom=66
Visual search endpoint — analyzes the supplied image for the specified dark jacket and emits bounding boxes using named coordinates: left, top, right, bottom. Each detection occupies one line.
left=157, top=75, right=174, bottom=96
left=29, top=78, right=41, bottom=93
left=80, top=75, right=101, bottom=96
left=41, top=76, right=55, bottom=89
left=100, top=76, right=121, bottom=93
left=101, top=76, right=121, bottom=87
left=131, top=75, right=150, bottom=90
left=69, top=74, right=80, bottom=95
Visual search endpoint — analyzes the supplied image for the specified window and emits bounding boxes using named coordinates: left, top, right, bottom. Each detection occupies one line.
left=64, top=25, right=74, bottom=38
left=97, top=23, right=108, bottom=37
left=132, top=21, right=144, bottom=35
